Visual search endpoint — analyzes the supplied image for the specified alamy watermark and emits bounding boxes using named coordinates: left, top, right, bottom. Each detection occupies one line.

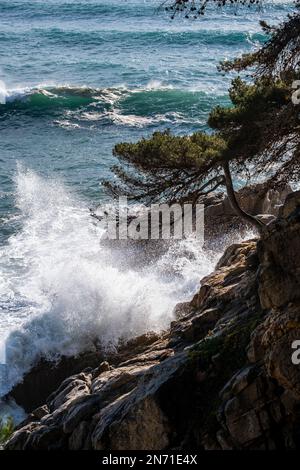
left=292, top=80, right=300, bottom=105
left=291, top=340, right=300, bottom=365
left=95, top=197, right=204, bottom=243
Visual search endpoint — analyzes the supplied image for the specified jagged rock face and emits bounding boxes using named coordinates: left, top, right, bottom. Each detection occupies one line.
left=245, top=192, right=300, bottom=406
left=204, top=182, right=290, bottom=220
left=5, top=190, right=300, bottom=451
left=98, top=397, right=170, bottom=451
left=9, top=352, right=104, bottom=413
left=5, top=238, right=261, bottom=450
left=258, top=192, right=300, bottom=310
left=212, top=192, right=300, bottom=450
left=204, top=182, right=291, bottom=239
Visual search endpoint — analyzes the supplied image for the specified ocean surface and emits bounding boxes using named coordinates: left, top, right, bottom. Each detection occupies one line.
left=0, top=0, right=293, bottom=413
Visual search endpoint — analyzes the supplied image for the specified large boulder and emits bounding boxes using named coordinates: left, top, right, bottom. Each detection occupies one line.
left=8, top=351, right=103, bottom=413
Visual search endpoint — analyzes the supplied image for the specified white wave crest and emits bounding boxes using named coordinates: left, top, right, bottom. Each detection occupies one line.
left=0, top=80, right=7, bottom=105
left=0, top=168, right=220, bottom=397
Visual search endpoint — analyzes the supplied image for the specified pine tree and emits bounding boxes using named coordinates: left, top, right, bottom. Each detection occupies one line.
left=104, top=2, right=300, bottom=232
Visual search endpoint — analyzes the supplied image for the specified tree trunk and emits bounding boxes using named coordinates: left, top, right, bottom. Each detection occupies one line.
left=222, top=161, right=265, bottom=233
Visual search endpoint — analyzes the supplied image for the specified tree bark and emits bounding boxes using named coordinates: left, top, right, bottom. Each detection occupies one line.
left=222, top=161, right=265, bottom=233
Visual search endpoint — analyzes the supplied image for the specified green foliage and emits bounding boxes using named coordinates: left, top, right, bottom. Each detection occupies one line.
left=208, top=77, right=290, bottom=130
left=113, top=130, right=226, bottom=170
left=0, top=417, right=14, bottom=445
left=103, top=2, right=300, bottom=229
left=207, top=77, right=294, bottom=174
left=107, top=130, right=227, bottom=203
left=219, top=3, right=300, bottom=78
left=108, top=64, right=299, bottom=206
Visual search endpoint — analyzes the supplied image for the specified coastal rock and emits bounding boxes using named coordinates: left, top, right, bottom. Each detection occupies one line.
left=69, top=420, right=90, bottom=450
left=9, top=351, right=103, bottom=413
left=237, top=182, right=291, bottom=217
left=63, top=394, right=102, bottom=434
left=204, top=182, right=291, bottom=239
left=215, top=191, right=300, bottom=449
left=5, top=233, right=260, bottom=450
left=6, top=190, right=300, bottom=450
left=47, top=373, right=91, bottom=411
left=258, top=192, right=300, bottom=310
left=279, top=190, right=300, bottom=218
left=107, top=397, right=170, bottom=450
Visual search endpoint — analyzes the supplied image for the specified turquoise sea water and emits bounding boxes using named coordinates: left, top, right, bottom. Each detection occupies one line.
left=0, top=1, right=293, bottom=407
left=0, top=1, right=292, bottom=234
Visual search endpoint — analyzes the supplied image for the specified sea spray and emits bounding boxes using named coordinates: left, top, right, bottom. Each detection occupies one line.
left=0, top=0, right=291, bottom=424
left=0, top=81, right=6, bottom=105
left=0, top=398, right=26, bottom=425
left=0, top=168, right=220, bottom=399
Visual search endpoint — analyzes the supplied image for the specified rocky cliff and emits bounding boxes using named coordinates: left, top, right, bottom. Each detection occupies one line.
left=5, top=191, right=300, bottom=450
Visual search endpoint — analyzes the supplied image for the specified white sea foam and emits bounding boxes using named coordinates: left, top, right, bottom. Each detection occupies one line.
left=103, top=109, right=194, bottom=127
left=144, top=79, right=174, bottom=91
left=0, top=167, right=254, bottom=405
left=0, top=81, right=7, bottom=104
left=0, top=168, right=221, bottom=399
left=76, top=109, right=200, bottom=127
left=0, top=81, right=209, bottom=131
left=0, top=398, right=26, bottom=425
left=0, top=81, right=171, bottom=106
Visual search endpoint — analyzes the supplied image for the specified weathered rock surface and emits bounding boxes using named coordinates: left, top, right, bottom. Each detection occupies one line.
left=5, top=190, right=300, bottom=450
left=9, top=351, right=104, bottom=413
left=95, top=182, right=291, bottom=269
left=204, top=181, right=291, bottom=239
left=209, top=191, right=300, bottom=450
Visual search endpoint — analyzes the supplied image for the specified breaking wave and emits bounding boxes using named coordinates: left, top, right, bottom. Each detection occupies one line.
left=0, top=81, right=228, bottom=128
left=0, top=167, right=221, bottom=398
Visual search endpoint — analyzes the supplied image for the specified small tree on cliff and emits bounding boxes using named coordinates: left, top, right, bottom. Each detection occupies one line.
left=104, top=3, right=300, bottom=233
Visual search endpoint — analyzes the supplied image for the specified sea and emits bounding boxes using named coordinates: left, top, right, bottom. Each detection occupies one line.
left=0, top=0, right=292, bottom=417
